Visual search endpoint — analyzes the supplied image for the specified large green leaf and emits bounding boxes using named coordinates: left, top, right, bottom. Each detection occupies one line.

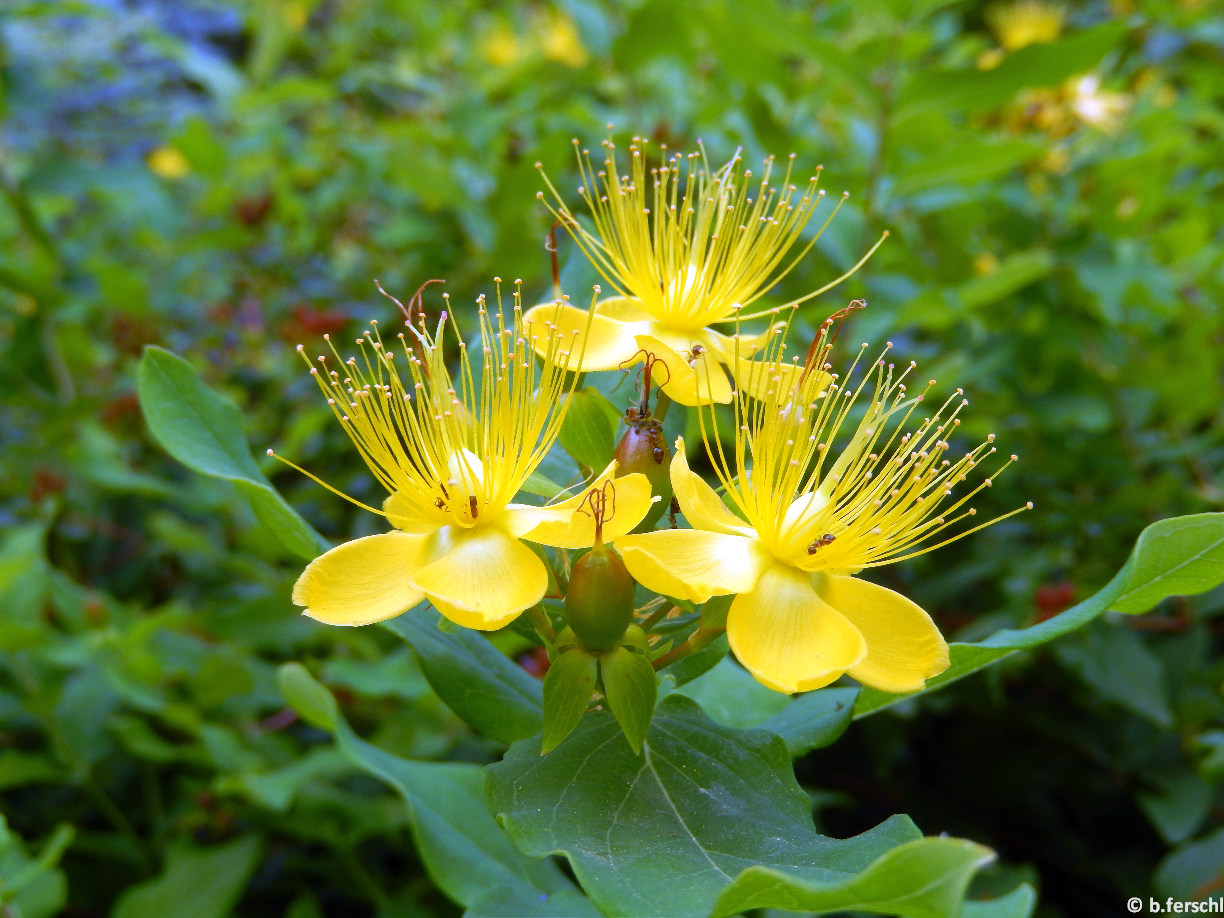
left=676, top=656, right=859, bottom=755
left=137, top=345, right=327, bottom=560
left=278, top=664, right=596, bottom=917
left=1108, top=513, right=1224, bottom=614
left=712, top=836, right=995, bottom=918
left=383, top=610, right=544, bottom=745
left=855, top=513, right=1224, bottom=718
left=487, top=694, right=995, bottom=918
left=112, top=836, right=262, bottom=918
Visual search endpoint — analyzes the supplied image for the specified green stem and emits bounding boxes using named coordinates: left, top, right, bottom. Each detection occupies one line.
left=652, top=628, right=721, bottom=670
left=637, top=603, right=675, bottom=634
left=0, top=168, right=59, bottom=260
left=525, top=604, right=557, bottom=643
left=334, top=843, right=390, bottom=910
left=653, top=388, right=672, bottom=422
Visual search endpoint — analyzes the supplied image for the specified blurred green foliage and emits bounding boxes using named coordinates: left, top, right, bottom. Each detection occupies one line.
left=1, top=0, right=1221, bottom=915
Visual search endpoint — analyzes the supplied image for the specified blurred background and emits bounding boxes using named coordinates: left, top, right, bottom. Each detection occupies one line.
left=1, top=0, right=1221, bottom=915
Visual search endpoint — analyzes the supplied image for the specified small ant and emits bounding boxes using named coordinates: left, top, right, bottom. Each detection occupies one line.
left=668, top=497, right=681, bottom=528
left=807, top=533, right=836, bottom=555
left=682, top=343, right=706, bottom=365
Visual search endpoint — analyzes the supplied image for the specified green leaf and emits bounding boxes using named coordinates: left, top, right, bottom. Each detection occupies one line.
left=711, top=835, right=994, bottom=918
left=559, top=388, right=620, bottom=472
left=1054, top=623, right=1172, bottom=727
left=892, top=139, right=1044, bottom=196
left=1137, top=768, right=1217, bottom=845
left=676, top=656, right=790, bottom=729
left=956, top=250, right=1056, bottom=311
left=278, top=664, right=596, bottom=915
left=542, top=649, right=599, bottom=754
left=1154, top=826, right=1224, bottom=903
left=760, top=688, right=860, bottom=757
left=277, top=662, right=339, bottom=730
left=137, top=346, right=327, bottom=560
left=488, top=695, right=993, bottom=918
left=599, top=647, right=657, bottom=754
left=855, top=513, right=1224, bottom=718
left=895, top=20, right=1128, bottom=120
left=112, top=836, right=262, bottom=918
left=1109, top=513, right=1224, bottom=614
left=384, top=610, right=543, bottom=744
left=962, top=884, right=1038, bottom=918
left=0, top=816, right=72, bottom=918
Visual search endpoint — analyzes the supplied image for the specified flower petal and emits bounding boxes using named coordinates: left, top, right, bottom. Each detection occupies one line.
left=727, top=564, right=867, bottom=693
left=292, top=532, right=430, bottom=626
left=635, top=334, right=733, bottom=406
left=383, top=492, right=443, bottom=533
left=819, top=575, right=949, bottom=693
left=703, top=323, right=776, bottom=362
left=593, top=296, right=654, bottom=323
left=616, top=529, right=769, bottom=603
left=507, top=462, right=654, bottom=549
left=409, top=525, right=547, bottom=629
left=669, top=438, right=753, bottom=536
left=522, top=298, right=648, bottom=372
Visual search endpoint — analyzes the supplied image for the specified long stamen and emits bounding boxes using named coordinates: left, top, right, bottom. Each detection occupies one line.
left=537, top=131, right=882, bottom=332
left=270, top=281, right=594, bottom=528
left=701, top=321, right=1029, bottom=567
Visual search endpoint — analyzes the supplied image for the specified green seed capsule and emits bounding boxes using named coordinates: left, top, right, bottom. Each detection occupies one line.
left=565, top=542, right=636, bottom=651
left=613, top=419, right=671, bottom=531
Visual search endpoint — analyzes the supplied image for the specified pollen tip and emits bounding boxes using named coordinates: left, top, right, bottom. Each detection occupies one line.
left=1026, top=501, right=1034, bottom=510
left=295, top=343, right=304, bottom=352
left=265, top=448, right=274, bottom=456
left=1011, top=454, right=1018, bottom=461
left=493, top=276, right=502, bottom=283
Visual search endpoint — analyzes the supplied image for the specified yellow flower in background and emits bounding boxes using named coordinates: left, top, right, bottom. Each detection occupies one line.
left=147, top=145, right=190, bottom=180
left=279, top=283, right=653, bottom=631
left=525, top=136, right=884, bottom=406
left=478, top=9, right=587, bottom=70
left=538, top=8, right=589, bottom=68
left=617, top=324, right=1030, bottom=694
left=1068, top=74, right=1131, bottom=133
left=986, top=0, right=1065, bottom=51
left=479, top=22, right=524, bottom=68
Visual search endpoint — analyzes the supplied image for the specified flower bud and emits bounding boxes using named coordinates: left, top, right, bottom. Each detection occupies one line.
left=613, top=418, right=671, bottom=531
left=565, top=542, right=636, bottom=651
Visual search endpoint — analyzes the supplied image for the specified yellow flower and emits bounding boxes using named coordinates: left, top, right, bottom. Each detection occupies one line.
left=525, top=136, right=884, bottom=406
left=986, top=0, right=1065, bottom=52
left=538, top=8, right=589, bottom=68
left=1068, top=74, right=1131, bottom=133
left=616, top=326, right=1029, bottom=694
left=147, top=145, right=190, bottom=180
left=279, top=283, right=653, bottom=631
